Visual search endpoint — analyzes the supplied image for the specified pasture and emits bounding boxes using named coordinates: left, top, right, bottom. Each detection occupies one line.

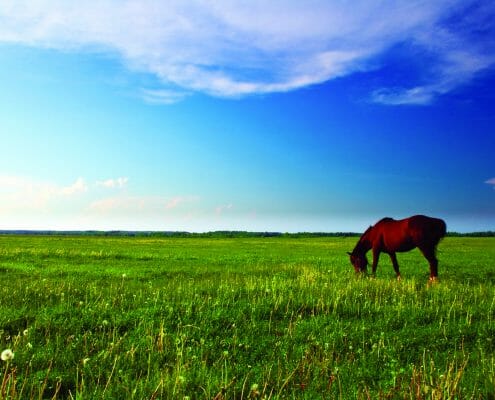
left=0, top=234, right=494, bottom=399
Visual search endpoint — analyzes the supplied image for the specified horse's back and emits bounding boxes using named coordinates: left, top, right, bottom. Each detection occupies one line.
left=407, top=215, right=446, bottom=243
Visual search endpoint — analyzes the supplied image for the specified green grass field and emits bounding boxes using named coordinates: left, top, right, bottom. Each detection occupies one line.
left=0, top=235, right=494, bottom=399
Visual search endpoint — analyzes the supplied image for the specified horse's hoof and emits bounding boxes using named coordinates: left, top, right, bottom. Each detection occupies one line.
left=396, top=275, right=402, bottom=281
left=428, top=276, right=439, bottom=286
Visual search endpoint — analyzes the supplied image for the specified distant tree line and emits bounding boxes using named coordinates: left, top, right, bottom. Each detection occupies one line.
left=0, top=230, right=359, bottom=238
left=0, top=230, right=494, bottom=237
left=446, top=231, right=495, bottom=237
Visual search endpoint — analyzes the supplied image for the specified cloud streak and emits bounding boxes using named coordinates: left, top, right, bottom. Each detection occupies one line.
left=0, top=175, right=87, bottom=212
left=0, top=1, right=494, bottom=103
left=372, top=3, right=495, bottom=105
left=215, top=203, right=233, bottom=216
left=61, top=177, right=88, bottom=195
left=97, top=177, right=128, bottom=189
left=0, top=174, right=202, bottom=229
left=165, top=196, right=200, bottom=210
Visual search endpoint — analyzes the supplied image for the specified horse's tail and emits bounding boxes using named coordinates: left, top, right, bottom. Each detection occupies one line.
left=434, top=218, right=447, bottom=242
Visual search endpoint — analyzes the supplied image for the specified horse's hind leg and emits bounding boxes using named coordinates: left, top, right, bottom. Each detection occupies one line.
left=419, top=246, right=438, bottom=280
left=389, top=253, right=401, bottom=280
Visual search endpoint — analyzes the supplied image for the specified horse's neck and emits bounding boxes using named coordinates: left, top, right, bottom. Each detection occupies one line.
left=355, top=231, right=373, bottom=254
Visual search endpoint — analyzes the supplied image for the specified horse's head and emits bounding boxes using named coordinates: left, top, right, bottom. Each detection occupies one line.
left=347, top=251, right=368, bottom=273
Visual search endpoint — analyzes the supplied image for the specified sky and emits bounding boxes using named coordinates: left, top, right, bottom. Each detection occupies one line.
left=0, top=0, right=494, bottom=233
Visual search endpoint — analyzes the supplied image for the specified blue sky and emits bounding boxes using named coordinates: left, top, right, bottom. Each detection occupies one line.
left=0, top=1, right=494, bottom=232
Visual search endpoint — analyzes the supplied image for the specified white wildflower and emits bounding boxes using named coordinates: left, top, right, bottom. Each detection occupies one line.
left=1, top=349, right=14, bottom=361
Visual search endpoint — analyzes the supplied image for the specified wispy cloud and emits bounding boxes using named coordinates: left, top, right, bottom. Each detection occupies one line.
left=140, top=89, right=189, bottom=105
left=485, top=178, right=495, bottom=187
left=90, top=194, right=200, bottom=214
left=0, top=175, right=87, bottom=212
left=89, top=196, right=153, bottom=213
left=60, top=177, right=88, bottom=195
left=165, top=196, right=200, bottom=210
left=0, top=174, right=211, bottom=229
left=371, top=86, right=435, bottom=106
left=215, top=203, right=233, bottom=216
left=0, top=1, right=493, bottom=103
left=372, top=4, right=495, bottom=105
left=0, top=174, right=200, bottom=218
left=96, top=177, right=128, bottom=189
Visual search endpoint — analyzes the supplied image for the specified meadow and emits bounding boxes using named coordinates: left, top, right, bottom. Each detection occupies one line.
left=0, top=234, right=494, bottom=399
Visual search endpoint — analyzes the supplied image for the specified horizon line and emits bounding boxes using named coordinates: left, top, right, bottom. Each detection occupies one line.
left=0, top=229, right=493, bottom=237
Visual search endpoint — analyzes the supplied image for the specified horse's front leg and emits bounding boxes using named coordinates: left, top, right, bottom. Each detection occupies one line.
left=389, top=252, right=401, bottom=280
left=371, top=249, right=380, bottom=276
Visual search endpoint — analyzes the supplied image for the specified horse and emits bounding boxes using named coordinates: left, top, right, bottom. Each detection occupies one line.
left=348, top=215, right=446, bottom=281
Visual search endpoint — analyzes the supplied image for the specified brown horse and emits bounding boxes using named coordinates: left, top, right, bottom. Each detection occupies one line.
left=348, top=215, right=446, bottom=280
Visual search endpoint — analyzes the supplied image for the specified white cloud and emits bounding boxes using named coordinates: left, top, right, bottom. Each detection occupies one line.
left=0, top=175, right=87, bottom=212
left=0, top=174, right=204, bottom=230
left=215, top=203, right=233, bottom=216
left=372, top=12, right=495, bottom=105
left=90, top=194, right=199, bottom=214
left=140, top=89, right=189, bottom=105
left=1, top=1, right=493, bottom=102
left=485, top=178, right=495, bottom=187
left=165, top=196, right=199, bottom=210
left=89, top=196, right=144, bottom=213
left=371, top=86, right=436, bottom=106
left=60, top=177, right=88, bottom=195
left=96, top=177, right=128, bottom=189
left=89, top=196, right=161, bottom=213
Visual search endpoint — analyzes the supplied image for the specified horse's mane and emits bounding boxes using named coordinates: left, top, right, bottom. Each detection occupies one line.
left=355, top=225, right=373, bottom=252
left=376, top=217, right=394, bottom=224
left=363, top=225, right=373, bottom=235
left=356, top=218, right=394, bottom=250
left=362, top=217, right=393, bottom=235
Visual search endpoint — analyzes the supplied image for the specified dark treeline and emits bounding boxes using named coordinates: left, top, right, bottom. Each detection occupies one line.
left=0, top=230, right=494, bottom=237
left=446, top=231, right=495, bottom=237
left=0, top=230, right=359, bottom=238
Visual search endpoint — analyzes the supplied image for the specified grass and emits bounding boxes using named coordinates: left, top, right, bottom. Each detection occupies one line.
left=0, top=235, right=494, bottom=399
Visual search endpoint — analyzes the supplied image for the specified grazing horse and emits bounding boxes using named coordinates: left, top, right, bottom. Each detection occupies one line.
left=348, top=215, right=446, bottom=281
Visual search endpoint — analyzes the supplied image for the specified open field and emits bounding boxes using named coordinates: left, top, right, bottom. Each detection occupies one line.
left=0, top=235, right=494, bottom=399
